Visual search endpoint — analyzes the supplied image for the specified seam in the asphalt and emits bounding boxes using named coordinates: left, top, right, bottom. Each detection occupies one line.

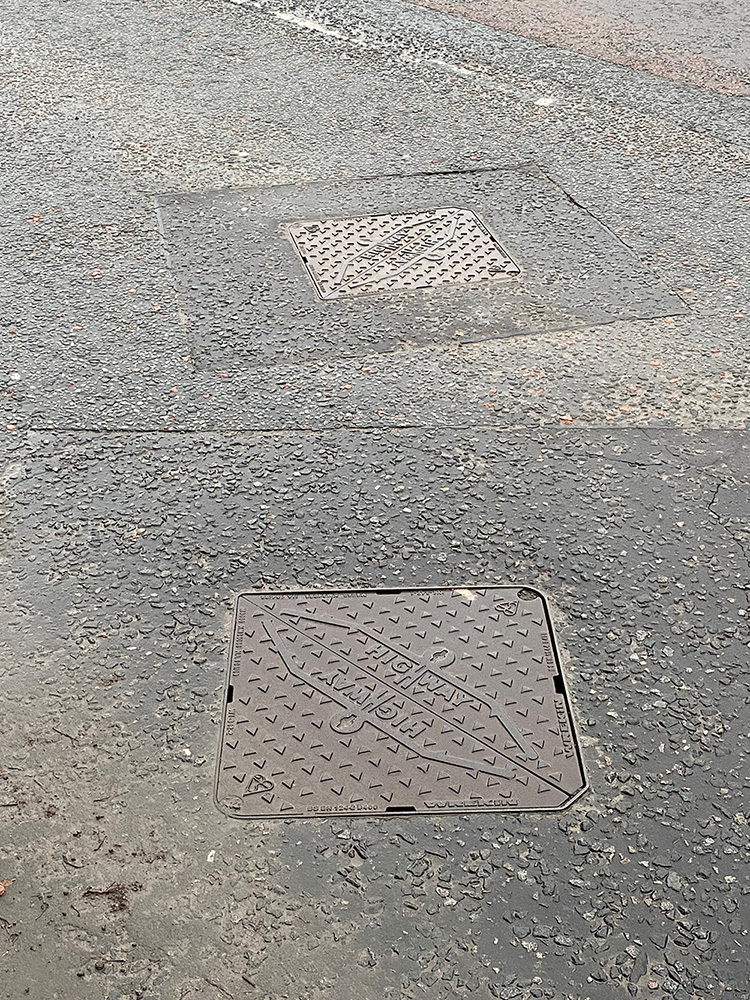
left=26, top=422, right=535, bottom=434
left=25, top=423, right=739, bottom=437
left=185, top=309, right=690, bottom=372
left=532, top=165, right=695, bottom=315
left=153, top=161, right=542, bottom=201
left=707, top=480, right=750, bottom=561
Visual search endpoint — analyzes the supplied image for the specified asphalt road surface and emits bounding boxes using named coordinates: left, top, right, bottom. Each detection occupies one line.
left=409, top=0, right=750, bottom=95
left=1, top=1, right=748, bottom=999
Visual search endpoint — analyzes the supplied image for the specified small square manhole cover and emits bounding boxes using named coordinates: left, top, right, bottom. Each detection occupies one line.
left=216, top=587, right=586, bottom=819
left=287, top=208, right=520, bottom=300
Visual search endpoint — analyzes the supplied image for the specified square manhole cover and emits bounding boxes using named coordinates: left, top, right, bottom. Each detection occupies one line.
left=287, top=208, right=520, bottom=300
left=216, top=587, right=586, bottom=819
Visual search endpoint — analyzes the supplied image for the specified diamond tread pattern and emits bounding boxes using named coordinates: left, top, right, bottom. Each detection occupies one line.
left=216, top=587, right=586, bottom=818
left=287, top=208, right=520, bottom=300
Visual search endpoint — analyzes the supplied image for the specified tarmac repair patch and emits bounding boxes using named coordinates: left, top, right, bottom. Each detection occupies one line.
left=216, top=587, right=587, bottom=818
left=156, top=166, right=687, bottom=370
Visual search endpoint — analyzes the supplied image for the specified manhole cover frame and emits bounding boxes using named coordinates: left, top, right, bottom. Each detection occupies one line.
left=287, top=207, right=521, bottom=301
left=215, top=586, right=588, bottom=819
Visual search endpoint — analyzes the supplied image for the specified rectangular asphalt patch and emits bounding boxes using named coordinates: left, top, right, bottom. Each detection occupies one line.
left=156, top=167, right=687, bottom=369
left=216, top=586, right=586, bottom=818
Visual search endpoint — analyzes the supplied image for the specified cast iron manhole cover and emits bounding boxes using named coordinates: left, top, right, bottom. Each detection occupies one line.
left=216, top=587, right=586, bottom=818
left=287, top=208, right=520, bottom=300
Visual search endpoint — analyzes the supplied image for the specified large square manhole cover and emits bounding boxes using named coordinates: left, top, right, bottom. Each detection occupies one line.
left=216, top=587, right=586, bottom=819
left=287, top=208, right=520, bottom=300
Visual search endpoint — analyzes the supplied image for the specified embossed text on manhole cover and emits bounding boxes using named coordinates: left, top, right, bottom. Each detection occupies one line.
left=287, top=209, right=520, bottom=300
left=216, top=587, right=586, bottom=818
